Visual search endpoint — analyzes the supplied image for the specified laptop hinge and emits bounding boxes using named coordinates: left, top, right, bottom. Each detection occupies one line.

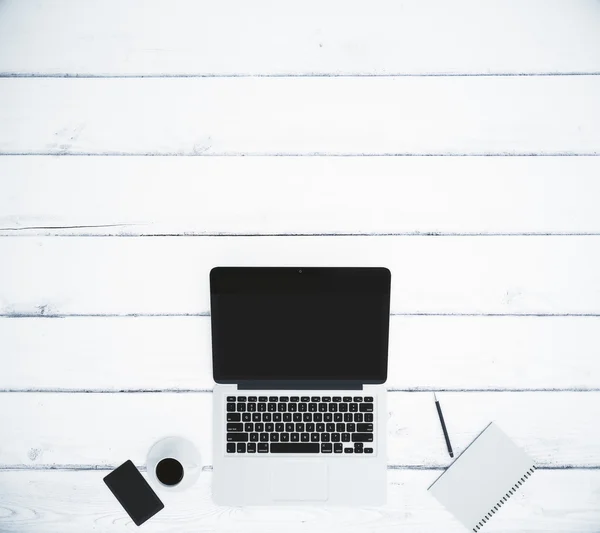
left=237, top=380, right=363, bottom=391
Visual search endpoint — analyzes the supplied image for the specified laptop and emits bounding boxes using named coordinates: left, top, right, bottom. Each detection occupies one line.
left=210, top=267, right=391, bottom=506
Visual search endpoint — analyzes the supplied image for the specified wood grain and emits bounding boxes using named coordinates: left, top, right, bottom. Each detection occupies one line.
left=1, top=77, right=599, bottom=156
left=1, top=392, right=599, bottom=468
left=2, top=236, right=600, bottom=316
left=1, top=469, right=599, bottom=533
left=2, top=156, right=600, bottom=236
left=1, top=0, right=599, bottom=76
left=2, top=316, right=600, bottom=391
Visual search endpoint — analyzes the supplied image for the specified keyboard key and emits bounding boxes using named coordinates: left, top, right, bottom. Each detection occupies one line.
left=258, top=403, right=266, bottom=412
left=293, top=413, right=302, bottom=422
left=291, top=432, right=300, bottom=442
left=306, top=423, right=315, bottom=432
left=227, top=423, right=243, bottom=432
left=237, top=403, right=246, bottom=412
left=273, top=413, right=282, bottom=422
left=365, top=447, right=373, bottom=453
left=247, top=442, right=256, bottom=453
left=227, top=443, right=235, bottom=453
left=290, top=396, right=299, bottom=402
left=321, top=433, right=330, bottom=442
left=243, top=413, right=251, bottom=422
left=328, top=403, right=337, bottom=412
left=269, top=396, right=278, bottom=402
left=299, top=403, right=307, bottom=412
left=360, top=403, right=374, bottom=413
left=319, top=403, right=327, bottom=412
left=339, top=403, right=348, bottom=412
left=316, top=423, right=325, bottom=432
left=280, top=433, right=290, bottom=442
left=296, top=423, right=305, bottom=432
left=342, top=433, right=350, bottom=442
left=301, top=396, right=310, bottom=402
left=326, top=423, right=335, bottom=432
left=301, top=433, right=309, bottom=442
left=337, top=423, right=345, bottom=432
left=263, top=413, right=272, bottom=422
left=227, top=413, right=241, bottom=422
left=280, top=396, right=289, bottom=402
left=255, top=422, right=264, bottom=432
left=270, top=443, right=319, bottom=453
left=311, top=433, right=319, bottom=442
left=347, top=423, right=356, bottom=432
left=238, top=396, right=247, bottom=402
left=226, top=403, right=236, bottom=412
left=314, top=413, right=323, bottom=422
left=334, top=443, right=343, bottom=453
left=334, top=413, right=342, bottom=422
left=343, top=396, right=352, bottom=402
left=237, top=443, right=246, bottom=453
left=353, top=397, right=362, bottom=402
left=245, top=423, right=253, bottom=432
left=331, top=433, right=340, bottom=442
left=321, top=443, right=332, bottom=453
left=268, top=403, right=276, bottom=412
left=303, top=413, right=312, bottom=422
left=266, top=423, right=274, bottom=432
left=357, top=423, right=374, bottom=432
left=248, top=403, right=256, bottom=412
left=288, top=403, right=297, bottom=412
left=258, top=443, right=268, bottom=452
left=365, top=413, right=374, bottom=422
left=227, top=433, right=249, bottom=442
left=354, top=413, right=363, bottom=422
left=349, top=403, right=358, bottom=412
left=311, top=396, right=320, bottom=402
left=344, top=413, right=353, bottom=422
left=283, top=413, right=292, bottom=422
left=251, top=414, right=261, bottom=423
left=270, top=433, right=280, bottom=442
left=275, top=423, right=284, bottom=432
left=250, top=433, right=259, bottom=442
left=352, top=433, right=373, bottom=442
left=322, top=396, right=331, bottom=402
left=227, top=396, right=236, bottom=402
left=286, top=423, right=294, bottom=432
left=260, top=433, right=269, bottom=442
left=364, top=397, right=374, bottom=402
left=259, top=396, right=268, bottom=402
left=333, top=396, right=342, bottom=402
left=344, top=448, right=353, bottom=453
left=278, top=403, right=287, bottom=412
left=309, top=403, right=317, bottom=412
left=248, top=396, right=257, bottom=402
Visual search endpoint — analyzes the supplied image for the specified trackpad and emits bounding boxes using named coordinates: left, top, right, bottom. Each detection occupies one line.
left=271, top=461, right=328, bottom=502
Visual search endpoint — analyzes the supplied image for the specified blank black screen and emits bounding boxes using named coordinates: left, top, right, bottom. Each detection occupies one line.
left=210, top=267, right=390, bottom=383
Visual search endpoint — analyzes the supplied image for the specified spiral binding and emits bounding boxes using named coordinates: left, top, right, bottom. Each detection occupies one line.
left=472, top=466, right=536, bottom=532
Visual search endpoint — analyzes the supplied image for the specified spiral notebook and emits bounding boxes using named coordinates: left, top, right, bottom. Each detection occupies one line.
left=428, top=422, right=536, bottom=532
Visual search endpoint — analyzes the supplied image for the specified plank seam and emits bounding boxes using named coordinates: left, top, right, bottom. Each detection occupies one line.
left=1, top=388, right=599, bottom=393
left=1, top=72, right=600, bottom=79
left=0, top=152, right=598, bottom=157
left=0, top=464, right=597, bottom=472
left=2, top=313, right=600, bottom=318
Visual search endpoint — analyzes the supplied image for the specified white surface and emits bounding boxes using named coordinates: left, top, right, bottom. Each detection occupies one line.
left=1, top=0, right=599, bottom=531
left=429, top=423, right=535, bottom=531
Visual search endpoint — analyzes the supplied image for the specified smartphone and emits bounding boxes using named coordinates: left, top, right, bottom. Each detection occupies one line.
left=103, top=460, right=164, bottom=526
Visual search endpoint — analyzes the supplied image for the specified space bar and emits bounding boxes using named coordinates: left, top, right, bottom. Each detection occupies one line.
left=270, top=443, right=319, bottom=453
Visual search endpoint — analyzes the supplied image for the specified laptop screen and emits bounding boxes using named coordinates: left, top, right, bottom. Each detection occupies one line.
left=210, top=267, right=390, bottom=384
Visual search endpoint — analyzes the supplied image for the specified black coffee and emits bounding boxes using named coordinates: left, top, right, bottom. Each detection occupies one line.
left=156, top=458, right=184, bottom=486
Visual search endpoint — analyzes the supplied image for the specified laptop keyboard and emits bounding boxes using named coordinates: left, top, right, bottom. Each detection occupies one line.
left=225, top=395, right=375, bottom=455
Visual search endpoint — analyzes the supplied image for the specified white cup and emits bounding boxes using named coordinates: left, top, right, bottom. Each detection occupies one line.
left=146, top=437, right=202, bottom=491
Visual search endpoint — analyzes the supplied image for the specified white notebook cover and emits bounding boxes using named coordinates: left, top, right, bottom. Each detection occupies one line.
left=428, top=422, right=535, bottom=532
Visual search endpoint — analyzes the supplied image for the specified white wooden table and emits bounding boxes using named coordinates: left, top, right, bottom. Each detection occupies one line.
left=1, top=1, right=600, bottom=531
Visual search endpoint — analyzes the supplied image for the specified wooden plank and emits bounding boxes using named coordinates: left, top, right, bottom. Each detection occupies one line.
left=1, top=0, right=599, bottom=76
left=1, top=77, right=599, bottom=155
left=1, top=392, right=599, bottom=468
left=2, top=316, right=600, bottom=391
left=3, top=156, right=600, bottom=236
left=1, top=236, right=600, bottom=316
left=1, top=469, right=599, bottom=533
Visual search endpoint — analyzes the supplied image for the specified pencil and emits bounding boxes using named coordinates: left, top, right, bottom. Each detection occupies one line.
left=434, top=393, right=454, bottom=458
